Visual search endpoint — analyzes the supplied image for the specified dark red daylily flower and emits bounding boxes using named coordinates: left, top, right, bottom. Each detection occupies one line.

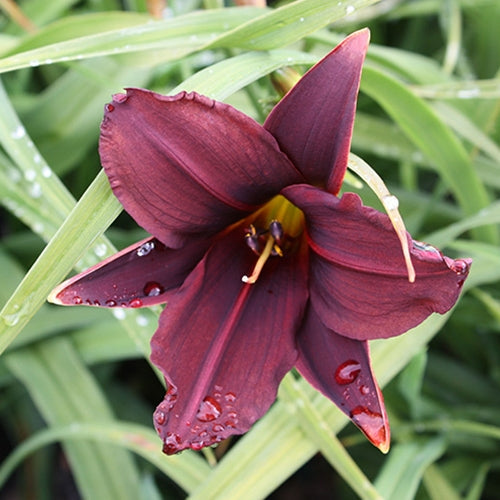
left=49, top=29, right=471, bottom=455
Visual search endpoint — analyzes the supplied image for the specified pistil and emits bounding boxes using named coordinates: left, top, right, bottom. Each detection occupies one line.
left=242, top=234, right=276, bottom=284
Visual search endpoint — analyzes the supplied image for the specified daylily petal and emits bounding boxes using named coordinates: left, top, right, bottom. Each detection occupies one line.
left=100, top=89, right=303, bottom=248
left=48, top=237, right=208, bottom=308
left=264, top=29, right=369, bottom=194
left=296, top=304, right=390, bottom=452
left=283, top=184, right=471, bottom=340
left=150, top=224, right=308, bottom=454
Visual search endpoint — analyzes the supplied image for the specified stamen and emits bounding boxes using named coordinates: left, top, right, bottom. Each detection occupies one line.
left=242, top=235, right=275, bottom=284
left=348, top=153, right=416, bottom=283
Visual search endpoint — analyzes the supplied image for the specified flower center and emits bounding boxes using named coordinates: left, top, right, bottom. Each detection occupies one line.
left=242, top=196, right=303, bottom=284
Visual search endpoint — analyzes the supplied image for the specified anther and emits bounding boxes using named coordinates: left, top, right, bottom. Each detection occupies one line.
left=269, top=220, right=284, bottom=245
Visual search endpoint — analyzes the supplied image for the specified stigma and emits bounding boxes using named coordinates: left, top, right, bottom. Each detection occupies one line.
left=242, top=221, right=284, bottom=284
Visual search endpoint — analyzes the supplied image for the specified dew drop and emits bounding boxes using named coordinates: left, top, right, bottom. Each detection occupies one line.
left=105, top=299, right=117, bottom=307
left=11, top=125, right=26, bottom=139
left=190, top=441, right=204, bottom=451
left=449, top=259, right=469, bottom=275
left=163, top=432, right=181, bottom=455
left=2, top=304, right=21, bottom=326
left=41, top=165, right=52, bottom=177
left=136, top=314, right=149, bottom=326
left=345, top=4, right=355, bottom=15
left=72, top=296, right=83, bottom=305
left=382, top=194, right=399, bottom=211
left=350, top=406, right=386, bottom=448
left=112, top=309, right=126, bottom=320
left=359, top=385, right=370, bottom=395
left=136, top=241, right=155, bottom=257
left=335, top=360, right=361, bottom=385
left=7, top=168, right=21, bottom=183
left=143, top=281, right=164, bottom=297
left=128, top=298, right=143, bottom=308
left=457, top=88, right=480, bottom=98
left=155, top=410, right=166, bottom=426
left=105, top=103, right=115, bottom=112
left=113, top=93, right=128, bottom=103
left=25, top=169, right=36, bottom=182
left=413, top=240, right=441, bottom=255
left=94, top=243, right=107, bottom=257
left=212, top=423, right=224, bottom=433
left=29, top=182, right=42, bottom=198
left=224, top=392, right=236, bottom=403
left=196, top=396, right=222, bottom=422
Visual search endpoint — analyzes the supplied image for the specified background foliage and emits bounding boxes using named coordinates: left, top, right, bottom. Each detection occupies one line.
left=0, top=0, right=499, bottom=498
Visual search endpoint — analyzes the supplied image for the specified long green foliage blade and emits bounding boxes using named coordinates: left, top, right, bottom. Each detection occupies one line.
left=361, top=65, right=496, bottom=243
left=5, top=338, right=142, bottom=500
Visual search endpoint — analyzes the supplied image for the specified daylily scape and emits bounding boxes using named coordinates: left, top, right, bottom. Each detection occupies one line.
left=49, top=29, right=470, bottom=455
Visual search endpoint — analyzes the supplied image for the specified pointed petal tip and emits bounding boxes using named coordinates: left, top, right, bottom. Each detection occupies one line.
left=47, top=286, right=63, bottom=305
left=378, top=439, right=390, bottom=455
left=350, top=405, right=391, bottom=454
left=345, top=27, right=371, bottom=48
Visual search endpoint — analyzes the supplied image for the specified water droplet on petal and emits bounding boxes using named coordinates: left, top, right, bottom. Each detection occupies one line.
left=113, top=93, right=128, bottom=103
left=190, top=441, right=204, bottom=451
left=449, top=259, right=469, bottom=275
left=155, top=410, right=166, bottom=426
left=359, top=385, right=370, bottom=395
left=143, top=281, right=164, bottom=297
left=105, top=103, right=115, bottom=112
left=128, top=298, right=143, bottom=308
left=224, top=392, right=236, bottom=403
left=72, top=296, right=83, bottom=305
left=350, top=406, right=387, bottom=450
left=335, top=360, right=361, bottom=385
left=163, top=432, right=181, bottom=455
left=105, top=299, right=117, bottom=307
left=196, top=396, right=222, bottom=422
left=212, top=423, right=224, bottom=433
